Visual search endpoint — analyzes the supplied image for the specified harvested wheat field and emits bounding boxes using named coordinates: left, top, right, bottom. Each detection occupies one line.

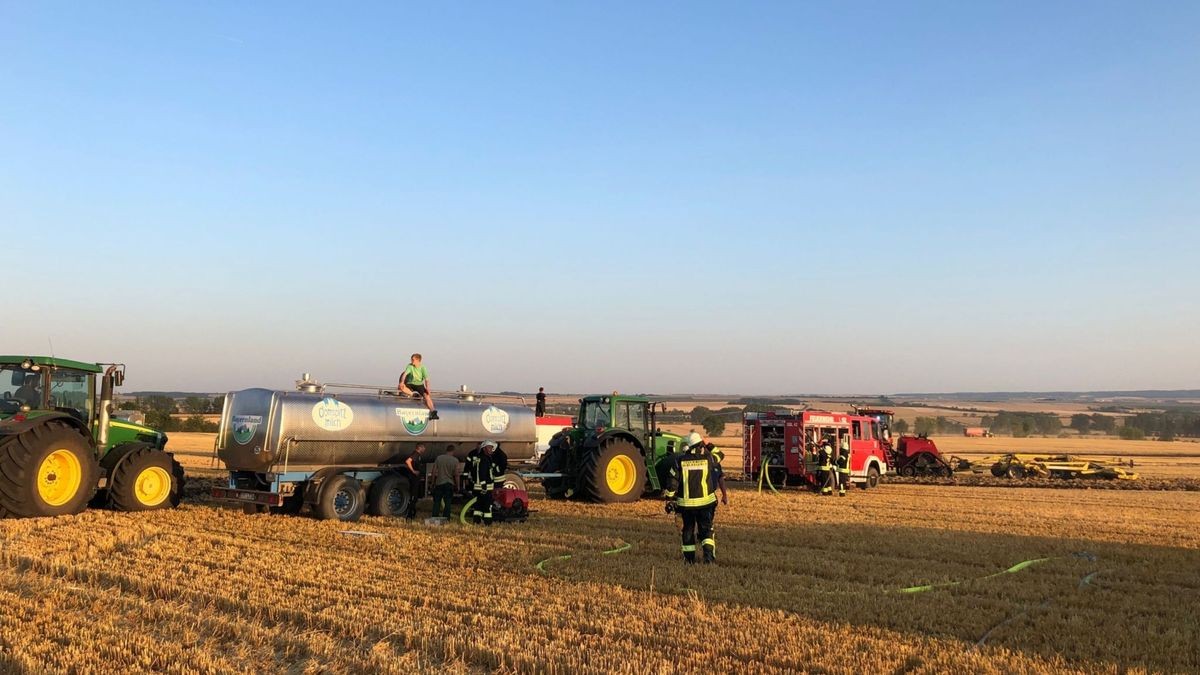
left=1, top=470, right=1197, bottom=674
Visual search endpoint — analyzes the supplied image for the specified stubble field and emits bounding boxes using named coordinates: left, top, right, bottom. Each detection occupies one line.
left=0, top=433, right=1197, bottom=673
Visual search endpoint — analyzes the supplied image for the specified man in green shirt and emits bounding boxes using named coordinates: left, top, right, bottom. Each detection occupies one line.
left=398, top=353, right=438, bottom=420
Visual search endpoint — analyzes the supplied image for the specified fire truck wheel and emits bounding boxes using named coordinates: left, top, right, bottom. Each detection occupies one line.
left=864, top=465, right=881, bottom=489
left=315, top=474, right=365, bottom=522
left=581, top=438, right=646, bottom=503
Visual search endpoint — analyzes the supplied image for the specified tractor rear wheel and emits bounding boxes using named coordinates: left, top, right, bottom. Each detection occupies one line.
left=366, top=473, right=410, bottom=517
left=580, top=438, right=646, bottom=503
left=315, top=474, right=365, bottom=522
left=0, top=422, right=98, bottom=518
left=107, top=446, right=185, bottom=512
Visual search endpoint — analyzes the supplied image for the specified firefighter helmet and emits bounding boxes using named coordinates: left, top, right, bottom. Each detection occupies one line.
left=682, top=432, right=704, bottom=450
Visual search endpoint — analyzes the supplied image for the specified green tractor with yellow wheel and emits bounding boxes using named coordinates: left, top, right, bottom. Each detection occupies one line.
left=537, top=394, right=685, bottom=502
left=0, top=356, right=185, bottom=518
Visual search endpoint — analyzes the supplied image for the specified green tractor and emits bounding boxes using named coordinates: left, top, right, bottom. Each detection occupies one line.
left=0, top=356, right=185, bottom=518
left=537, top=394, right=685, bottom=502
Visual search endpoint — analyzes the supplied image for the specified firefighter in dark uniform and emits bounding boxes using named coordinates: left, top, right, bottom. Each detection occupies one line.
left=817, top=438, right=834, bottom=495
left=665, top=433, right=727, bottom=564
left=836, top=437, right=851, bottom=496
left=468, top=440, right=501, bottom=525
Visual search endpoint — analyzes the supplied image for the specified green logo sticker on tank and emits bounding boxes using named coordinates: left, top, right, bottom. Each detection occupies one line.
left=232, top=415, right=263, bottom=445
left=482, top=406, right=510, bottom=434
left=312, top=398, right=354, bottom=431
left=395, top=407, right=429, bottom=435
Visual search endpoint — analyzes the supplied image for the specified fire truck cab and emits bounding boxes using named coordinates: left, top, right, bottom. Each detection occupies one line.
left=743, top=410, right=889, bottom=490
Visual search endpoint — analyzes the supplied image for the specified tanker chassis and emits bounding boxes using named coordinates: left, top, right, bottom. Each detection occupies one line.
left=212, top=377, right=537, bottom=522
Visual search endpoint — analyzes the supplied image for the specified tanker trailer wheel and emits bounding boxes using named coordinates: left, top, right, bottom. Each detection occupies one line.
left=107, top=446, right=185, bottom=512
left=366, top=473, right=411, bottom=518
left=0, top=422, right=99, bottom=518
left=580, top=438, right=646, bottom=503
left=315, top=474, right=365, bottom=522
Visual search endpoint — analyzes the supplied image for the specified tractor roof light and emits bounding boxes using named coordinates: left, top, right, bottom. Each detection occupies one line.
left=20, top=360, right=31, bottom=370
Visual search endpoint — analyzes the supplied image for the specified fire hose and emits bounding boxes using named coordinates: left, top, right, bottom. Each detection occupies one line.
left=757, top=453, right=782, bottom=495
left=535, top=540, right=633, bottom=574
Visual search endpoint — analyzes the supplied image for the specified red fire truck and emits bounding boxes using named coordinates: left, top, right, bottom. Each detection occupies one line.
left=743, top=410, right=889, bottom=490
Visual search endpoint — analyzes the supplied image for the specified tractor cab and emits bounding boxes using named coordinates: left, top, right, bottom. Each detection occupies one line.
left=0, top=356, right=163, bottom=452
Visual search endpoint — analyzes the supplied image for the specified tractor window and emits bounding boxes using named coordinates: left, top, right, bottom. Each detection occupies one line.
left=2, top=366, right=45, bottom=410
left=48, top=369, right=92, bottom=423
left=628, top=403, right=646, bottom=431
left=581, top=400, right=611, bottom=429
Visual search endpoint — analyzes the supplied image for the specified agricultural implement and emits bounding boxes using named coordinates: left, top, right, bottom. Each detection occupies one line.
left=955, top=453, right=1139, bottom=480
left=212, top=375, right=538, bottom=521
left=0, top=356, right=184, bottom=518
left=856, top=408, right=955, bottom=477
left=536, top=394, right=685, bottom=502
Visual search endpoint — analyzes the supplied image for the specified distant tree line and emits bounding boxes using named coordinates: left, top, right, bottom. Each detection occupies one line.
left=1120, top=412, right=1200, bottom=441
left=913, top=416, right=965, bottom=436
left=979, top=411, right=1061, bottom=437
left=117, top=395, right=222, bottom=432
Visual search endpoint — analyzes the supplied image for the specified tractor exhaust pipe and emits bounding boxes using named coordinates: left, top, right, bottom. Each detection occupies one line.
left=97, top=365, right=120, bottom=447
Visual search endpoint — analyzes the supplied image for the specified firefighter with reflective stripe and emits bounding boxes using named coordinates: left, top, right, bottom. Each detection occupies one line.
left=836, top=436, right=851, bottom=496
left=817, top=438, right=834, bottom=495
left=664, top=432, right=727, bottom=564
left=469, top=440, right=501, bottom=525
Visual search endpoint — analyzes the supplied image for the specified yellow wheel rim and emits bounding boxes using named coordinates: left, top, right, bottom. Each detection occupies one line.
left=605, top=455, right=637, bottom=495
left=38, top=449, right=83, bottom=507
left=134, top=466, right=172, bottom=507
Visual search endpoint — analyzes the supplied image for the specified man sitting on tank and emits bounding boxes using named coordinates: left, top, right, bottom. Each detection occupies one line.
left=397, top=353, right=439, bottom=420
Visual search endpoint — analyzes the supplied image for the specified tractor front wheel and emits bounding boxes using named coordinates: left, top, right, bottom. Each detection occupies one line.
left=580, top=438, right=646, bottom=503
left=0, top=422, right=98, bottom=518
left=107, top=446, right=185, bottom=512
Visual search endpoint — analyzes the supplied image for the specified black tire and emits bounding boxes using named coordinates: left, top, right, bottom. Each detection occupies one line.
left=991, top=464, right=1007, bottom=478
left=1006, top=464, right=1025, bottom=479
left=365, top=473, right=410, bottom=517
left=107, top=446, right=185, bottom=512
left=864, top=465, right=881, bottom=489
left=898, top=465, right=916, bottom=477
left=0, top=422, right=99, bottom=518
left=315, top=474, right=365, bottom=521
left=579, top=438, right=646, bottom=503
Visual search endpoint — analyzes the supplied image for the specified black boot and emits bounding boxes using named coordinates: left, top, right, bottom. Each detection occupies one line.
left=429, top=410, right=440, bottom=420
left=683, top=552, right=696, bottom=564
left=703, top=547, right=716, bottom=564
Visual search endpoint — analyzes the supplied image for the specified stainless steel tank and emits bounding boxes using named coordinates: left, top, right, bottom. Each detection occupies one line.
left=217, top=387, right=537, bottom=472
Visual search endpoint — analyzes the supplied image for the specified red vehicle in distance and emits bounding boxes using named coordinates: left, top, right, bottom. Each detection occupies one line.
left=743, top=410, right=889, bottom=490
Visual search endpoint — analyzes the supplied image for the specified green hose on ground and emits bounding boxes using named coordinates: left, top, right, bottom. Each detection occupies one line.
left=895, top=557, right=1055, bottom=594
left=535, top=540, right=633, bottom=574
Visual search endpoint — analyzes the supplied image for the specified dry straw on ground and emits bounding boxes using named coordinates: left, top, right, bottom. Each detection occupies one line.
left=1, top=471, right=1197, bottom=674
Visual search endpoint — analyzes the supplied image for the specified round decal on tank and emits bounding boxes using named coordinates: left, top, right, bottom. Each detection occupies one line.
left=482, top=406, right=510, bottom=434
left=231, top=415, right=263, bottom=445
left=395, top=407, right=430, bottom=435
left=312, top=398, right=354, bottom=431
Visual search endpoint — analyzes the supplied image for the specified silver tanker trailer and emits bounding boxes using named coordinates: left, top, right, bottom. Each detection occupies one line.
left=211, top=375, right=537, bottom=521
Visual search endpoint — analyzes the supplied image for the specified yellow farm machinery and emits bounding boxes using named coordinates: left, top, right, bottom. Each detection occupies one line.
left=955, top=453, right=1138, bottom=480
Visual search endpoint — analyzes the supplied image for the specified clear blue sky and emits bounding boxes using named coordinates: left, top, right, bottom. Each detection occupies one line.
left=2, top=2, right=1197, bottom=394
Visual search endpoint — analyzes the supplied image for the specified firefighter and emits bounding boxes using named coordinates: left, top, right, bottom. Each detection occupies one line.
left=468, top=440, right=501, bottom=525
left=817, top=438, right=834, bottom=495
left=665, top=432, right=726, bottom=564
left=836, top=436, right=851, bottom=496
